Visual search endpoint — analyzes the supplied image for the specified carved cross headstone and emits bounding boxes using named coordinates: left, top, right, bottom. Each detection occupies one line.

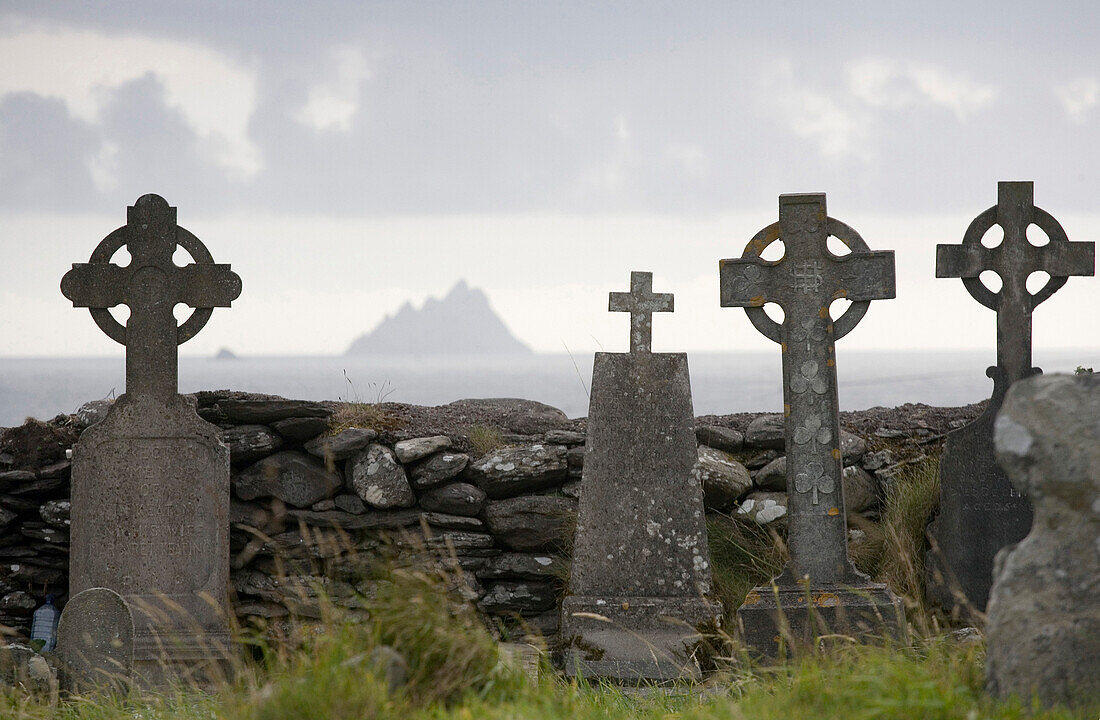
left=927, top=181, right=1094, bottom=614
left=720, top=193, right=904, bottom=655
left=59, top=194, right=241, bottom=684
left=609, top=270, right=673, bottom=353
left=561, top=271, right=720, bottom=681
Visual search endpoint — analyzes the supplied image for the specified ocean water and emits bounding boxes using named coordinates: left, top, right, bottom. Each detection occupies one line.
left=1, top=349, right=1098, bottom=427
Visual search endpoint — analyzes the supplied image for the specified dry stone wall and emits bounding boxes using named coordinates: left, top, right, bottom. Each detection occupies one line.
left=0, top=391, right=980, bottom=643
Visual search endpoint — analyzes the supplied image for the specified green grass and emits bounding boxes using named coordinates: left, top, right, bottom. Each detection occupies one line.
left=467, top=425, right=505, bottom=456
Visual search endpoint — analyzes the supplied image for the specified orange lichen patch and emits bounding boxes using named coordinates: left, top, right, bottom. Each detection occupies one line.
left=750, top=295, right=766, bottom=306
left=818, top=306, right=829, bottom=318
left=781, top=342, right=788, bottom=352
left=813, top=592, right=840, bottom=607
left=743, top=591, right=762, bottom=606
left=832, top=288, right=850, bottom=300
left=784, top=404, right=791, bottom=416
left=621, top=601, right=630, bottom=610
left=827, top=507, right=840, bottom=516
left=827, top=357, right=835, bottom=367
left=832, top=448, right=841, bottom=459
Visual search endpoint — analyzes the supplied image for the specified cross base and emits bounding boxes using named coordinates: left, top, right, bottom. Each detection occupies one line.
left=559, top=595, right=722, bottom=683
left=736, top=581, right=905, bottom=659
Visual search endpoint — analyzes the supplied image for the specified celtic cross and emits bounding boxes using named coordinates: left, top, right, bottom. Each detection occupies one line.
left=61, top=194, right=242, bottom=400
left=720, top=193, right=894, bottom=585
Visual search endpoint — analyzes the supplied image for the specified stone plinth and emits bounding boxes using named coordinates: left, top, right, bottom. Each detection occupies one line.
left=561, top=350, right=721, bottom=682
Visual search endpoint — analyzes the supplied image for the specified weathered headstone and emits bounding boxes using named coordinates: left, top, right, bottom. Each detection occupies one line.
left=720, top=193, right=904, bottom=656
left=928, top=182, right=1094, bottom=614
left=561, top=271, right=721, bottom=681
left=987, top=373, right=1100, bottom=709
left=57, top=587, right=134, bottom=692
left=60, top=194, right=242, bottom=683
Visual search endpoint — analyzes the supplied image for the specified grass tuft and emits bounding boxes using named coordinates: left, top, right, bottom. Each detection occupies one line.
left=468, top=425, right=505, bottom=456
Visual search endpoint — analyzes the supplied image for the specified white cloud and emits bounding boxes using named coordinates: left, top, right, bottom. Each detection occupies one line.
left=1053, top=76, right=1100, bottom=123
left=768, top=60, right=866, bottom=159
left=665, top=142, right=708, bottom=176
left=294, top=46, right=371, bottom=132
left=87, top=140, right=119, bottom=193
left=577, top=114, right=635, bottom=193
left=848, top=58, right=997, bottom=120
left=0, top=24, right=261, bottom=178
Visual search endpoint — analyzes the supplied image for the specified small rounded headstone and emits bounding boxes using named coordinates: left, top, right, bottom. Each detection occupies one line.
left=57, top=587, right=134, bottom=693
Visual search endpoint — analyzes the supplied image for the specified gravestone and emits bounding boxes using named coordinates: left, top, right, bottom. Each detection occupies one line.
left=57, top=588, right=134, bottom=692
left=720, top=193, right=904, bottom=656
left=60, top=194, right=242, bottom=683
left=560, top=271, right=721, bottom=681
left=928, top=182, right=1094, bottom=614
left=986, top=373, right=1100, bottom=709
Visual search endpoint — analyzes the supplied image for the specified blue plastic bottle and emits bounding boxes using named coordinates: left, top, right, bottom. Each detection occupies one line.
left=30, top=594, right=59, bottom=651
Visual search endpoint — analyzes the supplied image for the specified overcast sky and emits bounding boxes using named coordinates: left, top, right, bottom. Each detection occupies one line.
left=1, top=1, right=1098, bottom=358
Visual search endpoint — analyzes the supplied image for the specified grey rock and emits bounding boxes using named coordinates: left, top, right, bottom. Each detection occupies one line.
left=333, top=493, right=367, bottom=514
left=393, top=435, right=451, bottom=463
left=467, top=444, right=568, bottom=499
left=418, top=482, right=486, bottom=516
left=347, top=444, right=416, bottom=509
left=475, top=552, right=566, bottom=581
left=986, top=374, right=1100, bottom=709
left=37, top=460, right=71, bottom=479
left=874, top=428, right=909, bottom=439
left=744, top=414, right=785, bottom=449
left=448, top=398, right=570, bottom=435
left=840, top=430, right=867, bottom=463
left=560, top=480, right=582, bottom=499
left=479, top=581, right=558, bottom=614
left=544, top=429, right=585, bottom=445
left=736, top=491, right=788, bottom=526
left=754, top=456, right=787, bottom=491
left=304, top=427, right=377, bottom=462
left=693, top=446, right=752, bottom=511
left=224, top=424, right=283, bottom=465
left=311, top=499, right=336, bottom=512
left=482, top=496, right=574, bottom=551
left=861, top=449, right=894, bottom=471
left=75, top=399, right=113, bottom=428
left=0, top=471, right=35, bottom=491
left=695, top=425, right=744, bottom=453
left=0, top=592, right=36, bottom=613
left=0, top=505, right=16, bottom=529
left=743, top=449, right=781, bottom=470
left=270, top=416, right=330, bottom=441
left=235, top=451, right=343, bottom=508
left=408, top=451, right=469, bottom=489
left=285, top=508, right=421, bottom=531
left=842, top=465, right=878, bottom=514
left=368, top=645, right=409, bottom=694
left=0, top=643, right=55, bottom=697
left=217, top=399, right=332, bottom=424
left=423, top=512, right=485, bottom=531
left=566, top=446, right=585, bottom=468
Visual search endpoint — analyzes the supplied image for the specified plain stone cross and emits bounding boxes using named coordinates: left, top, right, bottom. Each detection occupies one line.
left=61, top=194, right=242, bottom=398
left=936, top=181, right=1094, bottom=386
left=609, top=271, right=673, bottom=353
left=720, top=193, right=895, bottom=585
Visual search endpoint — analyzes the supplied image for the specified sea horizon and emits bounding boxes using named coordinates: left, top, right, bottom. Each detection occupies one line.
left=2, top=348, right=1098, bottom=428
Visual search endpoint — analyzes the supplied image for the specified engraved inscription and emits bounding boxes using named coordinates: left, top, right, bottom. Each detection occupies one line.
left=793, top=260, right=824, bottom=294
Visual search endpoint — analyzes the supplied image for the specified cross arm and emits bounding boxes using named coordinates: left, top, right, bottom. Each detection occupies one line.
left=175, top=264, right=243, bottom=308
left=937, top=241, right=1096, bottom=279
left=61, top=263, right=131, bottom=308
left=719, top=258, right=772, bottom=307
left=834, top=251, right=896, bottom=301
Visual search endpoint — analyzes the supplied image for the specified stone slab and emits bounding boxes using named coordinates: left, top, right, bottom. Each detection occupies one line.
left=57, top=587, right=134, bottom=692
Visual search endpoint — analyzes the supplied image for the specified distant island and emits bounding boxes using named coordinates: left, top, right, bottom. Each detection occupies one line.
left=345, top=280, right=533, bottom=357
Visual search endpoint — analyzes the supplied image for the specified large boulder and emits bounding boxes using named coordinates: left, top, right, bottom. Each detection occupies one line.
left=234, top=451, right=343, bottom=508
left=346, top=444, right=416, bottom=509
left=744, top=414, right=785, bottom=449
left=481, top=496, right=574, bottom=551
left=693, top=446, right=752, bottom=511
left=467, top=444, right=568, bottom=499
left=986, top=374, right=1100, bottom=709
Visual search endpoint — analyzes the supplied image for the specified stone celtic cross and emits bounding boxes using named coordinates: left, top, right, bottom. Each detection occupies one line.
left=609, top=271, right=674, bottom=353
left=720, top=193, right=895, bottom=585
left=928, top=181, right=1094, bottom=613
left=61, top=194, right=242, bottom=399
left=936, top=181, right=1094, bottom=387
